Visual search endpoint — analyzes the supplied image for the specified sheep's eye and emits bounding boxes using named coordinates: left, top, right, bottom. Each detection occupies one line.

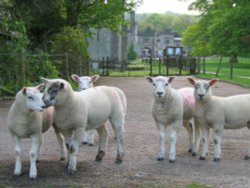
left=28, top=96, right=34, bottom=100
left=51, top=90, right=57, bottom=95
left=153, top=83, right=156, bottom=86
left=165, top=83, right=168, bottom=87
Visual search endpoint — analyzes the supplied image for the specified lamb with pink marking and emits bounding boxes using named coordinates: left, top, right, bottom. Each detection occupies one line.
left=146, top=76, right=200, bottom=162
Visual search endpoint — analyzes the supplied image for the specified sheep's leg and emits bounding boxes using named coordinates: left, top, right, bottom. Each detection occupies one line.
left=183, top=121, right=194, bottom=154
left=169, top=126, right=178, bottom=163
left=29, top=135, right=41, bottom=179
left=82, top=131, right=89, bottom=144
left=193, top=120, right=201, bottom=156
left=158, top=124, right=166, bottom=161
left=200, top=126, right=210, bottom=160
left=13, top=136, right=22, bottom=177
left=52, top=123, right=66, bottom=160
left=87, top=130, right=95, bottom=146
left=95, top=125, right=108, bottom=162
left=213, top=127, right=223, bottom=162
left=244, top=126, right=250, bottom=160
left=110, top=116, right=125, bottom=164
left=65, top=128, right=82, bottom=175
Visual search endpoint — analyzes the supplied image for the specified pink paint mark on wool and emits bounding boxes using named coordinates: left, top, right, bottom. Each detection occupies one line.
left=179, top=88, right=195, bottom=108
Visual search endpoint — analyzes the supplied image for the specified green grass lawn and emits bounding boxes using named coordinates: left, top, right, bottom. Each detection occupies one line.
left=90, top=57, right=250, bottom=88
left=197, top=57, right=250, bottom=88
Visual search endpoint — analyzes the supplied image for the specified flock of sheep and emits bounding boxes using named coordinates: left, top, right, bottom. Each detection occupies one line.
left=6, top=75, right=250, bottom=179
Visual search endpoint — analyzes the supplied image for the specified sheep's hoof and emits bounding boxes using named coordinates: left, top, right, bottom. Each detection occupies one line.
left=82, top=141, right=88, bottom=145
left=88, top=143, right=94, bottom=146
left=13, top=174, right=21, bottom=178
left=213, top=158, right=221, bottom=162
left=199, top=156, right=206, bottom=160
left=29, top=176, right=37, bottom=180
left=188, top=149, right=192, bottom=153
left=169, top=159, right=176, bottom=163
left=67, top=169, right=75, bottom=175
left=192, top=152, right=197, bottom=156
left=244, top=155, right=250, bottom=160
left=157, top=157, right=164, bottom=161
left=95, top=151, right=105, bottom=162
left=36, top=159, right=40, bottom=163
left=115, top=153, right=124, bottom=164
left=60, top=157, right=66, bottom=161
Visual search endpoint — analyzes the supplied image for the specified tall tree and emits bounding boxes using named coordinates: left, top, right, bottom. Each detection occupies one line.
left=7, top=0, right=135, bottom=50
left=186, top=0, right=250, bottom=57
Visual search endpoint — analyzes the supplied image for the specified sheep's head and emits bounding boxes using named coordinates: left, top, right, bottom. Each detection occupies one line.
left=146, top=76, right=175, bottom=99
left=21, top=84, right=46, bottom=111
left=71, top=74, right=99, bottom=91
left=41, top=78, right=69, bottom=107
left=187, top=78, right=218, bottom=101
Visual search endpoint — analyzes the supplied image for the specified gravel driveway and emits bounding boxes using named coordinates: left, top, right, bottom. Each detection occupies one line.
left=0, top=76, right=250, bottom=188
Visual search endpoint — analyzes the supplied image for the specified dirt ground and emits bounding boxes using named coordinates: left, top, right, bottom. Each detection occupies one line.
left=0, top=76, right=250, bottom=188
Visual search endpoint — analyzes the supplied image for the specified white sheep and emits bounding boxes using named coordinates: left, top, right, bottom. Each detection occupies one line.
left=146, top=76, right=200, bottom=162
left=41, top=78, right=126, bottom=174
left=71, top=74, right=100, bottom=146
left=187, top=78, right=250, bottom=161
left=7, top=85, right=66, bottom=179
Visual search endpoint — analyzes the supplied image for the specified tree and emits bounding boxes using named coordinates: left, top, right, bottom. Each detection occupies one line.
left=187, top=0, right=250, bottom=57
left=7, top=0, right=136, bottom=50
left=127, top=42, right=137, bottom=61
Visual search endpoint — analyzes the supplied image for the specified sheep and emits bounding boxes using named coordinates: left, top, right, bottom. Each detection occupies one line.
left=187, top=77, right=250, bottom=161
left=146, top=76, right=200, bottom=162
left=71, top=74, right=100, bottom=146
left=41, top=78, right=126, bottom=174
left=7, top=85, right=66, bottom=179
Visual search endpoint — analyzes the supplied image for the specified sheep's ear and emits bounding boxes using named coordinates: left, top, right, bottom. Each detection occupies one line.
left=146, top=76, right=153, bottom=83
left=209, top=79, right=218, bottom=87
left=22, top=87, right=27, bottom=95
left=36, top=84, right=45, bottom=92
left=40, top=77, right=49, bottom=84
left=71, top=74, right=80, bottom=83
left=168, top=76, right=176, bottom=83
left=91, top=75, right=100, bottom=82
left=187, top=77, right=195, bottom=86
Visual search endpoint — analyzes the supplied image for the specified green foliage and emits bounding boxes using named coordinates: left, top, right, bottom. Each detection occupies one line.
left=51, top=26, right=88, bottom=59
left=127, top=42, right=137, bottom=61
left=184, top=0, right=250, bottom=57
left=136, top=13, right=198, bottom=36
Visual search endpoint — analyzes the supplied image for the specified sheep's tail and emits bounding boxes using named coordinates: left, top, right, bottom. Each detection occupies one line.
left=112, top=87, right=127, bottom=116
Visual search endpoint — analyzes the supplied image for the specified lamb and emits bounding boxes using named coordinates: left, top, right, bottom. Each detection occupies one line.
left=146, top=76, right=200, bottom=162
left=187, top=78, right=250, bottom=161
left=41, top=78, right=127, bottom=174
left=71, top=74, right=100, bottom=146
left=7, top=85, right=66, bottom=179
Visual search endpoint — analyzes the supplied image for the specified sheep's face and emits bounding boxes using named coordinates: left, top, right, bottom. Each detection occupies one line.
left=41, top=79, right=65, bottom=107
left=71, top=74, right=99, bottom=91
left=22, top=85, right=46, bottom=112
left=187, top=78, right=218, bottom=101
left=193, top=81, right=210, bottom=101
left=78, top=77, right=93, bottom=90
left=146, top=76, right=175, bottom=99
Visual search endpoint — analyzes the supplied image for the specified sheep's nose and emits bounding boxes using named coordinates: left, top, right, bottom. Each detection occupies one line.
left=41, top=105, right=46, bottom=109
left=157, top=91, right=163, bottom=96
left=199, top=94, right=204, bottom=99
